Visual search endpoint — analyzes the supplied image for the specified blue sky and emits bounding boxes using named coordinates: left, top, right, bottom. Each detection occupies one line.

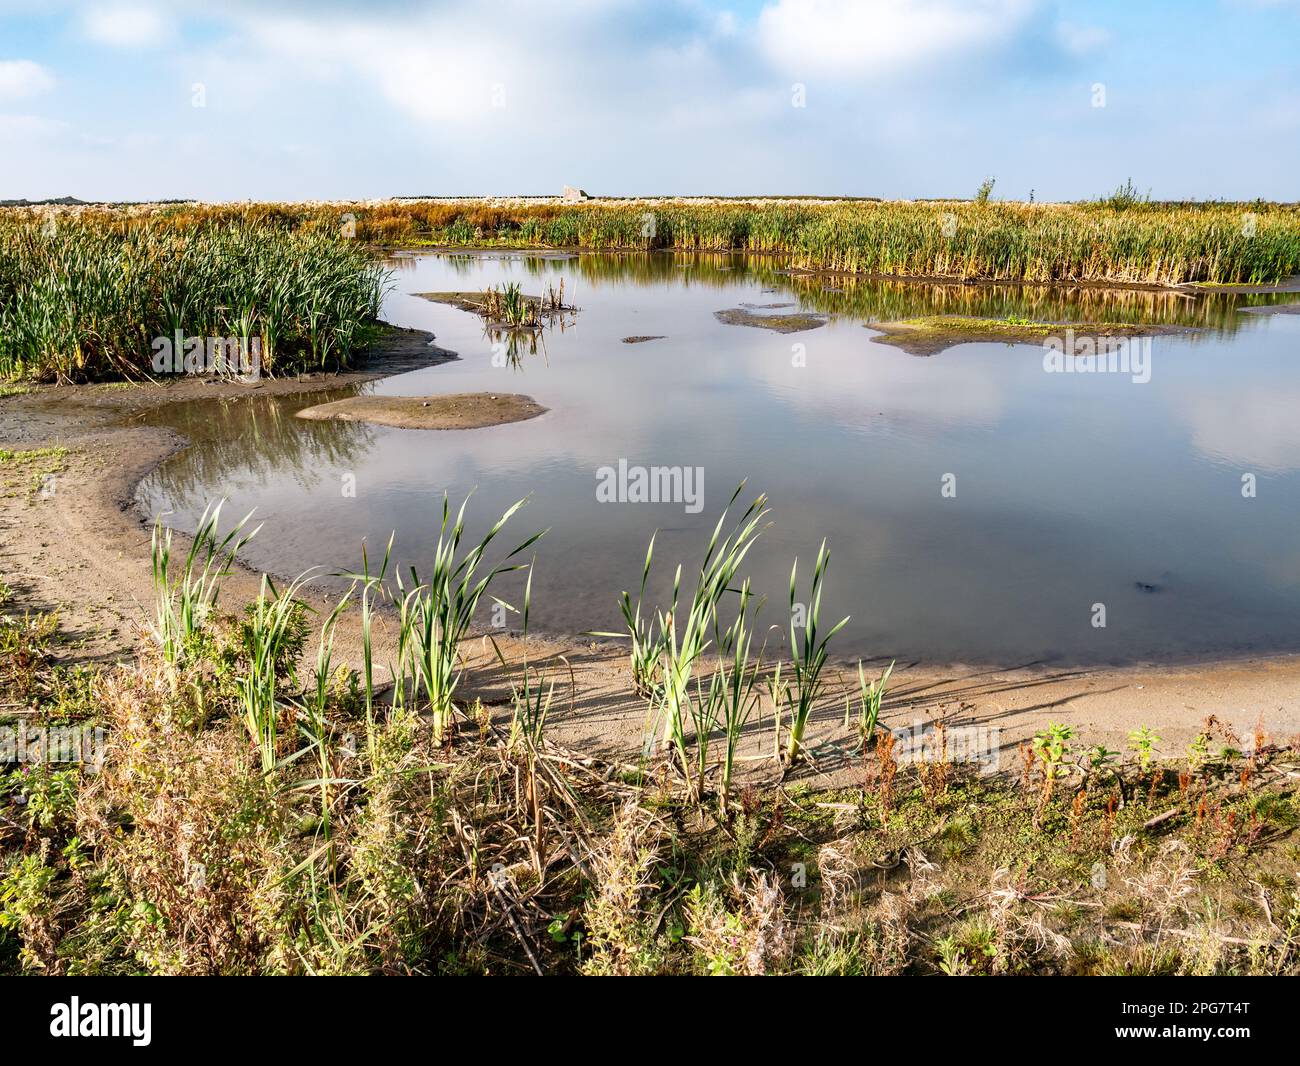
left=1, top=1, right=1297, bottom=202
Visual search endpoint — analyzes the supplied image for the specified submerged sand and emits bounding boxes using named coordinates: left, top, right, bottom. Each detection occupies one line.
left=296, top=392, right=545, bottom=430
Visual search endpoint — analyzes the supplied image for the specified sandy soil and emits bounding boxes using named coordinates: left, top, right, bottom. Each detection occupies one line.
left=4, top=322, right=1300, bottom=787
left=296, top=392, right=546, bottom=430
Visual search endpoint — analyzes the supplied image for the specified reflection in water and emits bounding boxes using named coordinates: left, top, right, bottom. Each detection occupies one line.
left=138, top=251, right=1300, bottom=665
left=389, top=248, right=1283, bottom=332
left=135, top=388, right=377, bottom=503
left=483, top=325, right=550, bottom=371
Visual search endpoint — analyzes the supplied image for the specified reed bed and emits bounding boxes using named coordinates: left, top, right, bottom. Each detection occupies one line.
left=104, top=198, right=1300, bottom=287
left=0, top=214, right=389, bottom=382
left=5, top=199, right=1293, bottom=383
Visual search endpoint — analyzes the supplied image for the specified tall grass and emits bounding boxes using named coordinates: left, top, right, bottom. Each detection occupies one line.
left=0, top=216, right=389, bottom=381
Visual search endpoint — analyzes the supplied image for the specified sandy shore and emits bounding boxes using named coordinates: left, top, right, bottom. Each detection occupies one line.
left=4, top=323, right=1300, bottom=786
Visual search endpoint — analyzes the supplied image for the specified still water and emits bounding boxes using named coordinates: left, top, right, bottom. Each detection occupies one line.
left=137, top=251, right=1300, bottom=665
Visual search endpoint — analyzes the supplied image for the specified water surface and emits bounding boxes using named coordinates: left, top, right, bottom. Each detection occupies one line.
left=137, top=251, right=1300, bottom=666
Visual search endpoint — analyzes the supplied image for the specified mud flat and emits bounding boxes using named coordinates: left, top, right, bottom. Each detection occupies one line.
left=866, top=315, right=1197, bottom=356
left=296, top=392, right=545, bottom=430
left=714, top=306, right=827, bottom=333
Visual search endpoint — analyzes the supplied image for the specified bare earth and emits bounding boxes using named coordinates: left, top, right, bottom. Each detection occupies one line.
left=3, top=322, right=1300, bottom=786
left=866, top=317, right=1198, bottom=357
left=297, top=392, right=546, bottom=430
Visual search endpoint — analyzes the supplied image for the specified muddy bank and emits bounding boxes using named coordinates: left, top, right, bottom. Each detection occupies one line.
left=4, top=319, right=1300, bottom=784
left=714, top=307, right=827, bottom=333
left=867, top=315, right=1198, bottom=356
left=297, top=392, right=546, bottom=430
left=1237, top=302, right=1300, bottom=316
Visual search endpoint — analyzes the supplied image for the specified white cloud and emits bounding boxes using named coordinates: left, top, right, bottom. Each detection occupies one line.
left=1180, top=385, right=1300, bottom=474
left=0, top=114, right=66, bottom=142
left=0, top=59, right=55, bottom=101
left=82, top=6, right=170, bottom=47
left=756, top=0, right=1043, bottom=78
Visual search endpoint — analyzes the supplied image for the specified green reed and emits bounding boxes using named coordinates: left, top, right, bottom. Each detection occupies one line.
left=396, top=494, right=544, bottom=742
left=785, top=540, right=849, bottom=764
left=149, top=500, right=259, bottom=669
left=0, top=215, right=389, bottom=381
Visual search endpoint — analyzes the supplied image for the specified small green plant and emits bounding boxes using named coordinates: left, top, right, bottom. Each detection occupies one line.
left=591, top=531, right=666, bottom=700
left=846, top=659, right=893, bottom=746
left=1031, top=722, right=1074, bottom=825
left=974, top=176, right=996, bottom=205
left=1083, top=744, right=1120, bottom=786
left=1129, top=725, right=1161, bottom=771
left=1032, top=722, right=1074, bottom=781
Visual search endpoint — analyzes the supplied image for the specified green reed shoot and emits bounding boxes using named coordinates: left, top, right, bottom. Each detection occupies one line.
left=591, top=530, right=665, bottom=699
left=709, top=578, right=763, bottom=810
left=299, top=589, right=353, bottom=836
left=505, top=563, right=558, bottom=752
left=397, top=493, right=544, bottom=742
left=240, top=572, right=312, bottom=775
left=149, top=500, right=259, bottom=669
left=656, top=485, right=768, bottom=763
left=846, top=659, right=894, bottom=746
left=785, top=540, right=849, bottom=764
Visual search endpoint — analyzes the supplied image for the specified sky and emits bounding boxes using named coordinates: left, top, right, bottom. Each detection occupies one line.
left=0, top=0, right=1297, bottom=202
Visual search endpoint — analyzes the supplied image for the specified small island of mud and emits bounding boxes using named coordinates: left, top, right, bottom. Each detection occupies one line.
left=415, top=291, right=504, bottom=315
left=295, top=392, right=546, bottom=431
left=621, top=335, right=665, bottom=344
left=867, top=315, right=1197, bottom=356
left=714, top=306, right=827, bottom=333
